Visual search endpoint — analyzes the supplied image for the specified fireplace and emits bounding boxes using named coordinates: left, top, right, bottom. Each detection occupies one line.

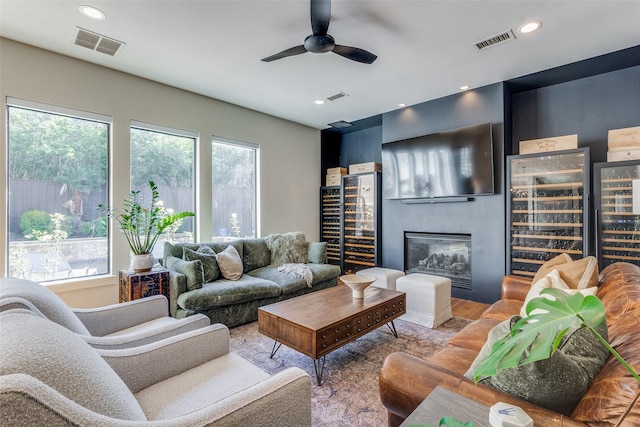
left=404, top=232, right=472, bottom=289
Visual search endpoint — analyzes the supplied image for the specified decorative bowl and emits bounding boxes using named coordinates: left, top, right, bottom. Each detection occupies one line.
left=340, top=274, right=376, bottom=299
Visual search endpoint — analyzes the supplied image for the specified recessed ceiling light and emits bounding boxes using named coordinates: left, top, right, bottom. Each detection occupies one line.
left=519, top=21, right=542, bottom=34
left=314, top=100, right=325, bottom=105
left=460, top=85, right=470, bottom=91
left=398, top=103, right=407, bottom=107
left=79, top=5, right=106, bottom=20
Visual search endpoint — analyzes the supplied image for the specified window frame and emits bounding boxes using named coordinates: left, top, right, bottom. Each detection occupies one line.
left=5, top=97, right=112, bottom=282
left=130, top=120, right=199, bottom=257
left=211, top=136, right=260, bottom=239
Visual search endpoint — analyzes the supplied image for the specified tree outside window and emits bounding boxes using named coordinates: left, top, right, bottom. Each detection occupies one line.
left=7, top=104, right=109, bottom=281
left=130, top=125, right=195, bottom=259
left=212, top=140, right=257, bottom=239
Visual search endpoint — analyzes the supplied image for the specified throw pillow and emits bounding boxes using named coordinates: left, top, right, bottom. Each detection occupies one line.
left=183, top=246, right=220, bottom=283
left=532, top=255, right=598, bottom=290
left=265, top=232, right=308, bottom=265
left=308, top=241, right=327, bottom=263
left=242, top=238, right=271, bottom=273
left=216, top=244, right=243, bottom=280
left=532, top=253, right=573, bottom=284
left=520, top=269, right=599, bottom=318
left=465, top=315, right=610, bottom=415
left=553, top=256, right=599, bottom=289
left=166, top=256, right=204, bottom=291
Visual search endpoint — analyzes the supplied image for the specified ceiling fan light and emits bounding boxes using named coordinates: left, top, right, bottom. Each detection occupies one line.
left=79, top=5, right=106, bottom=20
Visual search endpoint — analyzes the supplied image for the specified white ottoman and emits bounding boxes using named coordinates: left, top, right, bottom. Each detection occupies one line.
left=356, top=267, right=405, bottom=291
left=396, top=273, right=452, bottom=328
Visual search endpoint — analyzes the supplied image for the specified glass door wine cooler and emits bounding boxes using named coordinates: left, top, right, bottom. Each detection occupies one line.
left=594, top=160, right=640, bottom=270
left=341, top=172, right=382, bottom=274
left=507, top=148, right=590, bottom=277
left=320, top=186, right=342, bottom=267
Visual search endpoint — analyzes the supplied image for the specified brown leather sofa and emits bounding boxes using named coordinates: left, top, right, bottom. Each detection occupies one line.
left=379, top=262, right=640, bottom=427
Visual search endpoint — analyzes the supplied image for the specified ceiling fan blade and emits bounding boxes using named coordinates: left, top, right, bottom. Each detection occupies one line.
left=310, top=0, right=331, bottom=35
left=333, top=45, right=378, bottom=64
left=261, top=45, right=307, bottom=62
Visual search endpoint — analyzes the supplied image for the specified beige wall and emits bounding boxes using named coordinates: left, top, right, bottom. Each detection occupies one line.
left=0, top=38, right=321, bottom=307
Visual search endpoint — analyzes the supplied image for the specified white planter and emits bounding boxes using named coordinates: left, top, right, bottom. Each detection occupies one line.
left=131, top=254, right=154, bottom=272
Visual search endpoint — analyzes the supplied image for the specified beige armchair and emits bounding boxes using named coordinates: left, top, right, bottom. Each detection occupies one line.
left=0, top=308, right=312, bottom=426
left=0, top=277, right=210, bottom=349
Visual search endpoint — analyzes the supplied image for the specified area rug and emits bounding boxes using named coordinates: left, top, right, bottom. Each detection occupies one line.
left=229, top=316, right=471, bottom=427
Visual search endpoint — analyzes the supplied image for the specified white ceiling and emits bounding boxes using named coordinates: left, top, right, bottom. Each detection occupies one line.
left=1, top=1, right=639, bottom=130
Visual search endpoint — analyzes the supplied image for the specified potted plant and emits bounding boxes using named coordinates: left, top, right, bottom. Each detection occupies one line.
left=473, top=288, right=640, bottom=383
left=99, top=181, right=194, bottom=272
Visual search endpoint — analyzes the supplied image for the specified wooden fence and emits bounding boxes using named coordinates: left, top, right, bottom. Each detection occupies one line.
left=8, top=180, right=255, bottom=238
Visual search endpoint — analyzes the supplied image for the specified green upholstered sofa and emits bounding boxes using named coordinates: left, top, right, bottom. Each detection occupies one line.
left=163, top=232, right=341, bottom=328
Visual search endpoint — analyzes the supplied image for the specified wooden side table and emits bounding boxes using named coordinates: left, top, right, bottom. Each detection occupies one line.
left=118, top=267, right=170, bottom=303
left=400, top=386, right=490, bottom=427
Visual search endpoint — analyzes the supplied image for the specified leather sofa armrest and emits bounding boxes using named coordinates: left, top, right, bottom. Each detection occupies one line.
left=380, top=352, right=589, bottom=427
left=501, top=275, right=532, bottom=301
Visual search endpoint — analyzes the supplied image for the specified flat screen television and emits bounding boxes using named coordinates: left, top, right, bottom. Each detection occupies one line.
left=382, top=122, right=494, bottom=200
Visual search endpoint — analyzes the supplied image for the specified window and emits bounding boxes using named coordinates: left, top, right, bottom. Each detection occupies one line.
left=7, top=100, right=109, bottom=282
left=212, top=139, right=258, bottom=239
left=130, top=123, right=196, bottom=259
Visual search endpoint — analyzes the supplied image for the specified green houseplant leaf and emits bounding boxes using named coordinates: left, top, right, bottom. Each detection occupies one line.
left=473, top=287, right=640, bottom=383
left=98, top=180, right=194, bottom=255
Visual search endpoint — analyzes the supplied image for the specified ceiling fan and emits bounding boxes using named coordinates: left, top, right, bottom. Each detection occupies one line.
left=261, top=0, right=377, bottom=64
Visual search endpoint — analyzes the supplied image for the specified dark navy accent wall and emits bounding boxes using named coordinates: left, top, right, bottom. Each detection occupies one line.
left=340, top=125, right=383, bottom=166
left=381, top=83, right=507, bottom=303
left=321, top=47, right=640, bottom=304
left=512, top=65, right=640, bottom=163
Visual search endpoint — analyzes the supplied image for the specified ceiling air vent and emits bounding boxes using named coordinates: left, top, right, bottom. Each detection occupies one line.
left=473, top=30, right=515, bottom=51
left=328, top=120, right=353, bottom=129
left=74, top=27, right=125, bottom=56
left=327, top=92, right=349, bottom=102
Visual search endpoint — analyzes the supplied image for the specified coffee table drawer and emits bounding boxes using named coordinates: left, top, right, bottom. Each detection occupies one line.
left=316, top=296, right=404, bottom=356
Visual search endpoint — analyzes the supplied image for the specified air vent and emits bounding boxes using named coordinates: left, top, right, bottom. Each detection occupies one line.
left=327, top=92, right=349, bottom=102
left=473, top=30, right=516, bottom=51
left=328, top=120, right=353, bottom=129
left=74, top=27, right=125, bottom=56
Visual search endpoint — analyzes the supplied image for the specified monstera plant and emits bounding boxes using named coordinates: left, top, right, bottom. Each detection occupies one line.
left=99, top=180, right=194, bottom=271
left=473, top=288, right=640, bottom=383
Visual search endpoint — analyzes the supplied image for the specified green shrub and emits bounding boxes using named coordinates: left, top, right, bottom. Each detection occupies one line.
left=20, top=210, right=51, bottom=238
left=81, top=218, right=107, bottom=237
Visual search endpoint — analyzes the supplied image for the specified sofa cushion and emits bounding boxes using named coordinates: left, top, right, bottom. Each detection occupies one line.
left=249, top=263, right=340, bottom=294
left=265, top=232, right=308, bottom=265
left=183, top=246, right=220, bottom=283
left=177, top=275, right=282, bottom=311
left=446, top=318, right=501, bottom=353
left=307, top=242, right=327, bottom=264
left=465, top=315, right=610, bottom=415
left=216, top=245, right=243, bottom=281
left=0, top=309, right=146, bottom=421
left=520, top=269, right=598, bottom=317
left=306, top=263, right=341, bottom=284
left=166, top=256, right=204, bottom=291
left=248, top=265, right=309, bottom=294
left=242, top=238, right=271, bottom=273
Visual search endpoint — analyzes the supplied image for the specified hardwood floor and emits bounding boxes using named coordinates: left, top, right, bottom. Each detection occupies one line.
left=451, top=297, right=489, bottom=321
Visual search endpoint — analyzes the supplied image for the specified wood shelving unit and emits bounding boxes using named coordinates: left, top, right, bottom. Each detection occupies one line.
left=320, top=186, right=342, bottom=267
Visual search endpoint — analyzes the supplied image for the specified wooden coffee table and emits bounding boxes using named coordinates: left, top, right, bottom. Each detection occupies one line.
left=258, top=284, right=406, bottom=385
